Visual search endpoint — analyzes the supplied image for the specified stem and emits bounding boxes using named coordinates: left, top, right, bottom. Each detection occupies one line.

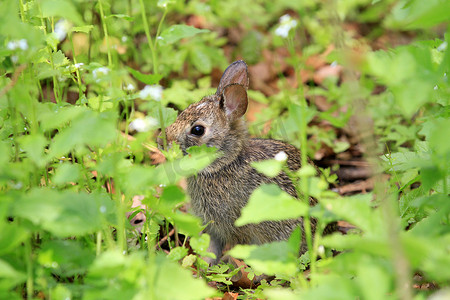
left=25, top=237, right=34, bottom=299
left=36, top=3, right=60, bottom=103
left=98, top=0, right=112, bottom=67
left=154, top=8, right=168, bottom=50
left=96, top=231, right=102, bottom=256
left=138, top=0, right=158, bottom=74
left=68, top=32, right=84, bottom=100
left=158, top=103, right=167, bottom=150
left=286, top=33, right=317, bottom=279
left=19, top=0, right=26, bottom=22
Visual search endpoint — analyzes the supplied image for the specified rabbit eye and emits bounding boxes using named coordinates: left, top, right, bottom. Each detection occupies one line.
left=190, top=125, right=205, bottom=136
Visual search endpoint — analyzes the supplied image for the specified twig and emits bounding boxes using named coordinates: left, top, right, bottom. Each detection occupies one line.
left=155, top=228, right=175, bottom=249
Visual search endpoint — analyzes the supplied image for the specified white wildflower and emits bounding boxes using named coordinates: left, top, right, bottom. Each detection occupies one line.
left=129, top=116, right=158, bottom=132
left=274, top=14, right=298, bottom=38
left=11, top=55, right=18, bottom=63
left=121, top=36, right=128, bottom=43
left=7, top=39, right=28, bottom=51
left=437, top=41, right=447, bottom=52
left=18, top=39, right=28, bottom=50
left=274, top=151, right=288, bottom=161
left=139, top=85, right=163, bottom=101
left=92, top=67, right=110, bottom=82
left=74, top=62, right=84, bottom=69
left=124, top=83, right=135, bottom=91
left=318, top=245, right=325, bottom=256
left=54, top=19, right=72, bottom=41
left=7, top=41, right=16, bottom=50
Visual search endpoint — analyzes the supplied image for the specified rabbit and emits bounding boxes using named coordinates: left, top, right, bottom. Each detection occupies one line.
left=160, top=60, right=317, bottom=265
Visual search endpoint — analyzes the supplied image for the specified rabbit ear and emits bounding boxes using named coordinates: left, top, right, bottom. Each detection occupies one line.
left=222, top=84, right=248, bottom=121
left=216, top=60, right=249, bottom=96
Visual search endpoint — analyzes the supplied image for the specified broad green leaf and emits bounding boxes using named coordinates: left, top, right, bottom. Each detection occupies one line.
left=321, top=234, right=390, bottom=257
left=190, top=45, right=212, bottom=74
left=164, top=210, right=203, bottom=237
left=128, top=67, right=162, bottom=85
left=0, top=259, right=27, bottom=289
left=190, top=234, right=211, bottom=257
left=37, top=239, right=95, bottom=276
left=40, top=0, right=84, bottom=25
left=36, top=103, right=85, bottom=131
left=13, top=189, right=113, bottom=237
left=355, top=260, right=391, bottom=300
left=159, top=185, right=185, bottom=210
left=152, top=254, right=215, bottom=300
left=297, top=273, right=359, bottom=299
left=181, top=254, right=197, bottom=267
left=251, top=159, right=283, bottom=177
left=235, top=184, right=307, bottom=226
left=153, top=145, right=218, bottom=186
left=17, top=134, right=48, bottom=167
left=49, top=110, right=117, bottom=158
left=0, top=222, right=28, bottom=256
left=167, top=247, right=189, bottom=261
left=228, top=241, right=298, bottom=276
left=52, top=163, right=82, bottom=186
left=386, top=0, right=450, bottom=29
left=321, top=194, right=385, bottom=236
left=50, top=285, right=72, bottom=300
left=159, top=25, right=209, bottom=45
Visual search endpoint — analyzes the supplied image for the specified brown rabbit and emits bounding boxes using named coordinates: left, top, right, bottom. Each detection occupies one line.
left=161, top=60, right=314, bottom=265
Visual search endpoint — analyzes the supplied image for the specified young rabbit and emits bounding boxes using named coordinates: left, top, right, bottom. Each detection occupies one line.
left=161, top=60, right=314, bottom=265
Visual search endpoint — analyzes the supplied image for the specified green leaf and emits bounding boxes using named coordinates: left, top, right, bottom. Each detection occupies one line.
left=228, top=241, right=298, bottom=276
left=71, top=25, right=94, bottom=33
left=49, top=110, right=117, bottom=158
left=37, top=240, right=95, bottom=277
left=152, top=145, right=218, bottom=186
left=0, top=222, right=28, bottom=256
left=107, top=14, right=134, bottom=21
left=321, top=194, right=385, bottom=236
left=386, top=0, right=450, bottom=29
left=190, top=234, right=215, bottom=257
left=235, top=184, right=307, bottom=226
left=251, top=159, right=284, bottom=178
left=13, top=189, right=113, bottom=237
left=167, top=247, right=189, bottom=262
left=52, top=163, right=82, bottom=186
left=0, top=259, right=27, bottom=289
left=127, top=67, right=162, bottom=85
left=159, top=185, right=185, bottom=210
left=40, top=0, right=84, bottom=25
left=152, top=254, right=215, bottom=300
left=165, top=210, right=203, bottom=237
left=190, top=45, right=212, bottom=74
left=181, top=254, right=197, bottom=267
left=159, top=25, right=209, bottom=45
left=17, top=134, right=48, bottom=167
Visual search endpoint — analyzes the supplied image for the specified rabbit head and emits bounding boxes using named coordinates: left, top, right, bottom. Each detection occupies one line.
left=162, top=61, right=250, bottom=173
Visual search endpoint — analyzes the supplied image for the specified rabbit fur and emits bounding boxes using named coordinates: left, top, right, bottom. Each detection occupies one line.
left=162, top=60, right=314, bottom=265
